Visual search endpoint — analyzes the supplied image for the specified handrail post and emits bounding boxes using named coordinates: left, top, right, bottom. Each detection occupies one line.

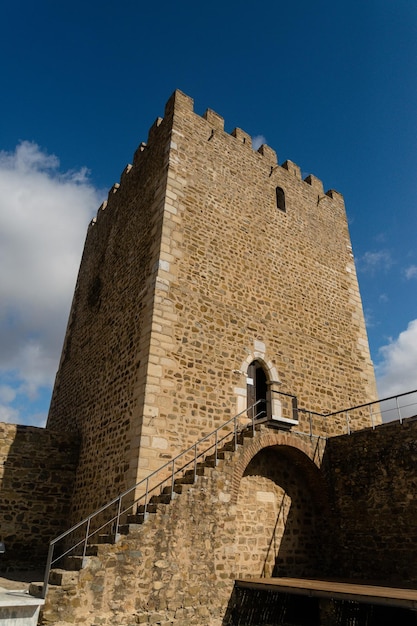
left=215, top=429, right=218, bottom=466
left=234, top=414, right=238, bottom=451
left=143, top=477, right=149, bottom=519
left=82, top=517, right=91, bottom=563
left=115, top=495, right=122, bottom=542
left=42, top=542, right=54, bottom=598
left=171, top=459, right=175, bottom=500
left=309, top=412, right=313, bottom=439
left=346, top=411, right=351, bottom=435
left=370, top=404, right=375, bottom=430
left=396, top=396, right=403, bottom=424
left=193, top=443, right=197, bottom=483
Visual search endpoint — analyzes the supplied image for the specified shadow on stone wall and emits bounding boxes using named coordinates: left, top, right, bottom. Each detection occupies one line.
left=321, top=416, right=417, bottom=587
left=0, top=423, right=79, bottom=570
left=238, top=445, right=332, bottom=581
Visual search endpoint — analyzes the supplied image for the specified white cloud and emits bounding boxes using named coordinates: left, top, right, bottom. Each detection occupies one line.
left=376, top=319, right=417, bottom=397
left=0, top=404, right=19, bottom=423
left=252, top=135, right=267, bottom=151
left=358, top=249, right=393, bottom=274
left=0, top=385, right=16, bottom=404
left=0, top=141, right=103, bottom=424
left=405, top=265, right=417, bottom=279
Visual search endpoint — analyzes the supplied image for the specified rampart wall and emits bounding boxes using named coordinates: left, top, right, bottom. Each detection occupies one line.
left=0, top=423, right=79, bottom=568
left=324, top=416, right=417, bottom=586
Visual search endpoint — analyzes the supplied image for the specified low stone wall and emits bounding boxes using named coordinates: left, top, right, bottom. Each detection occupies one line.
left=324, top=416, right=417, bottom=586
left=0, top=423, right=79, bottom=569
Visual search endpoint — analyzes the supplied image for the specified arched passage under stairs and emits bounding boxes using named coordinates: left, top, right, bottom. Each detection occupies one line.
left=233, top=442, right=330, bottom=580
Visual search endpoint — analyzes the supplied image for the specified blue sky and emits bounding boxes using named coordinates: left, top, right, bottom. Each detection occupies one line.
left=1, top=0, right=416, bottom=425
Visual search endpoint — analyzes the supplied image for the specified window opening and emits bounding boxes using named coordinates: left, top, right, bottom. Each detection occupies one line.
left=276, top=186, right=286, bottom=212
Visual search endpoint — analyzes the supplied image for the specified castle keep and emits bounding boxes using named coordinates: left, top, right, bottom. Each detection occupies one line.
left=47, top=89, right=376, bottom=521
left=4, top=91, right=417, bottom=626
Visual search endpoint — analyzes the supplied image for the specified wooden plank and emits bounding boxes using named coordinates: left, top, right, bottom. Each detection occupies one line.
left=235, top=577, right=417, bottom=610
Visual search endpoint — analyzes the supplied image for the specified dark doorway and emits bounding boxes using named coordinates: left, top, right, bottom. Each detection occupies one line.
left=247, top=361, right=268, bottom=420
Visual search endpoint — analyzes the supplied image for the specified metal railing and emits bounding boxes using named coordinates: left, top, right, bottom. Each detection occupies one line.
left=42, top=398, right=271, bottom=597
left=298, top=388, right=417, bottom=436
left=41, top=387, right=417, bottom=597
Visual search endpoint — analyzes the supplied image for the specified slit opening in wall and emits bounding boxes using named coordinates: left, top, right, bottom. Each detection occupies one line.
left=276, top=187, right=286, bottom=212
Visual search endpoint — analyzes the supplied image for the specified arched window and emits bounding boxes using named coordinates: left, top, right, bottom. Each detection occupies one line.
left=247, top=360, right=269, bottom=420
left=276, top=186, right=286, bottom=212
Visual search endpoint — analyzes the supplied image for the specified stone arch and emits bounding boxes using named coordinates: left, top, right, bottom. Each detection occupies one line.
left=240, top=353, right=280, bottom=385
left=232, top=433, right=330, bottom=579
left=231, top=430, right=324, bottom=505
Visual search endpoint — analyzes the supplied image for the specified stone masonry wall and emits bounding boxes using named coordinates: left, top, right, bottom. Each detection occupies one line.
left=47, top=115, right=174, bottom=522
left=38, top=419, right=417, bottom=624
left=0, top=423, right=78, bottom=568
left=236, top=447, right=323, bottom=579
left=135, top=90, right=377, bottom=484
left=324, top=415, right=417, bottom=586
left=40, top=429, right=330, bottom=626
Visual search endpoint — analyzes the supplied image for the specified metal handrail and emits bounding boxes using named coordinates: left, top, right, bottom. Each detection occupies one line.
left=297, top=389, right=417, bottom=435
left=297, top=388, right=417, bottom=420
left=42, top=398, right=269, bottom=597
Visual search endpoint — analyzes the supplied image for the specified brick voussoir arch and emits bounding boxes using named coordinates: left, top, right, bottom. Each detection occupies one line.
left=230, top=429, right=324, bottom=506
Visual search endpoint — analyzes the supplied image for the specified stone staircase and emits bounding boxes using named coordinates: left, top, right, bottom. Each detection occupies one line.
left=28, top=423, right=263, bottom=623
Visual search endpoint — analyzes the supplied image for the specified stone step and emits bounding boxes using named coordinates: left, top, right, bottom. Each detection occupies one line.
left=28, top=582, right=45, bottom=598
left=126, top=513, right=148, bottom=525
left=63, top=555, right=85, bottom=571
left=48, top=568, right=79, bottom=586
left=85, top=544, right=101, bottom=556
left=222, top=440, right=239, bottom=452
left=136, top=503, right=159, bottom=515
left=237, top=430, right=256, bottom=444
left=174, top=473, right=195, bottom=485
left=118, top=523, right=143, bottom=535
left=191, top=464, right=212, bottom=477
left=96, top=533, right=118, bottom=544
left=149, top=493, right=172, bottom=505
left=221, top=433, right=239, bottom=453
left=204, top=450, right=230, bottom=464
left=161, top=482, right=191, bottom=496
left=126, top=501, right=169, bottom=524
left=182, top=467, right=206, bottom=481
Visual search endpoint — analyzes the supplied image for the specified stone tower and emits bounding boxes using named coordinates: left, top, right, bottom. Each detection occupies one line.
left=47, top=90, right=377, bottom=521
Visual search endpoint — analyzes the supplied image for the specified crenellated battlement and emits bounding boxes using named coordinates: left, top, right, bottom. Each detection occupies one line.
left=231, top=127, right=252, bottom=147
left=89, top=89, right=343, bottom=234
left=160, top=89, right=341, bottom=200
left=90, top=164, right=135, bottom=229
